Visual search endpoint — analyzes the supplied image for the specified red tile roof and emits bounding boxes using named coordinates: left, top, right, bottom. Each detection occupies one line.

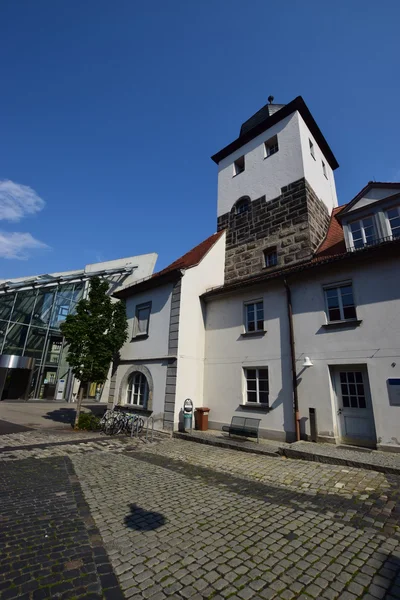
left=154, top=230, right=225, bottom=277
left=114, top=230, right=225, bottom=298
left=316, top=205, right=347, bottom=257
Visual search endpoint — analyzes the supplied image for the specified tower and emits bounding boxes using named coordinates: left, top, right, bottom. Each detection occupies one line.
left=212, top=96, right=339, bottom=283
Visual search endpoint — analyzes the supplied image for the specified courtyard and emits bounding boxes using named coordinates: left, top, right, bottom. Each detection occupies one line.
left=0, top=429, right=399, bottom=600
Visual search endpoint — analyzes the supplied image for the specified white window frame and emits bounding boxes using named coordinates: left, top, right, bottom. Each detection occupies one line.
left=264, top=135, right=279, bottom=158
left=264, top=248, right=278, bottom=268
left=243, top=367, right=269, bottom=405
left=233, top=156, right=245, bottom=176
left=134, top=301, right=151, bottom=337
left=385, top=206, right=400, bottom=239
left=309, top=139, right=315, bottom=160
left=323, top=282, right=357, bottom=323
left=244, top=300, right=264, bottom=333
left=322, top=160, right=328, bottom=179
left=126, top=371, right=149, bottom=407
left=348, top=216, right=377, bottom=249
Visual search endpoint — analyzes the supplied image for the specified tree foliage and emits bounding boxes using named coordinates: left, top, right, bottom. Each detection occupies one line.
left=60, top=277, right=128, bottom=385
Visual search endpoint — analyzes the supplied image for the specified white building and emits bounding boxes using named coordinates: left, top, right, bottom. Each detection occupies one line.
left=110, top=96, right=400, bottom=452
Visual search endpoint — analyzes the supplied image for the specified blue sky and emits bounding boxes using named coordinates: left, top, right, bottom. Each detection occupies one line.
left=0, top=0, right=399, bottom=278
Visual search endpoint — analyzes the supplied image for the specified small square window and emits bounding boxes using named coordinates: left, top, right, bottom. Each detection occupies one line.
left=322, top=160, right=328, bottom=179
left=264, top=135, right=279, bottom=158
left=245, top=301, right=264, bottom=333
left=324, top=284, right=357, bottom=322
left=244, top=367, right=269, bottom=405
left=309, top=139, right=315, bottom=160
left=233, top=155, right=245, bottom=176
left=134, top=302, right=151, bottom=337
left=264, top=248, right=278, bottom=268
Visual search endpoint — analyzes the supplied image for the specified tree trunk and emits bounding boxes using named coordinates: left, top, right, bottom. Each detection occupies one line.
left=74, top=386, right=84, bottom=429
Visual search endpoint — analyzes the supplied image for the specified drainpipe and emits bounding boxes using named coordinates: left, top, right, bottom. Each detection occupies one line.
left=284, top=278, right=301, bottom=442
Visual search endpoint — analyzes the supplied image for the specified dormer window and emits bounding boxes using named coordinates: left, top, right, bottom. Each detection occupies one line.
left=235, top=197, right=250, bottom=215
left=386, top=207, right=400, bottom=239
left=233, top=156, right=245, bottom=176
left=349, top=217, right=376, bottom=249
left=264, top=135, right=279, bottom=158
left=309, top=139, right=315, bottom=160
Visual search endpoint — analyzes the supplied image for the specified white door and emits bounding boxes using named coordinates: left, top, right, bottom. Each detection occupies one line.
left=333, top=367, right=377, bottom=448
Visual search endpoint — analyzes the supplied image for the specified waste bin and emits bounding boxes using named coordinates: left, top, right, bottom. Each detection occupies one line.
left=194, top=407, right=210, bottom=431
left=184, top=412, right=192, bottom=431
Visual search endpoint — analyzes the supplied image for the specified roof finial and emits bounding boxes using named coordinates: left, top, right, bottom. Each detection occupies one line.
left=268, top=95, right=274, bottom=104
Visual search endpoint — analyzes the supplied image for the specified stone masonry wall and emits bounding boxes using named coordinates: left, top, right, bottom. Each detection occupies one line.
left=217, top=178, right=330, bottom=283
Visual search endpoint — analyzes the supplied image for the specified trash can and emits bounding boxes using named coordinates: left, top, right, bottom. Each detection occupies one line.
left=195, top=407, right=210, bottom=431
left=184, top=412, right=192, bottom=431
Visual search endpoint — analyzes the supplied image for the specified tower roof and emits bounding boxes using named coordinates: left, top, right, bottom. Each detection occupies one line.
left=240, top=102, right=286, bottom=137
left=211, top=96, right=339, bottom=170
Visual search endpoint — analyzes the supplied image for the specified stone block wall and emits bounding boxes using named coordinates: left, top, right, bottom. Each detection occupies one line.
left=217, top=178, right=330, bottom=283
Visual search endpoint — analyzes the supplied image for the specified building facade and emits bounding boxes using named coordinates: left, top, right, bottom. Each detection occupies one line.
left=109, top=96, right=400, bottom=452
left=0, top=254, right=157, bottom=401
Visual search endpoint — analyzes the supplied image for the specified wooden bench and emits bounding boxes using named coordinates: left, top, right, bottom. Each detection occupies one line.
left=222, top=416, right=261, bottom=443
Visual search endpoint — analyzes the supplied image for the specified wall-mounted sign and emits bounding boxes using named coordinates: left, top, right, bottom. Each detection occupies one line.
left=388, top=379, right=400, bottom=406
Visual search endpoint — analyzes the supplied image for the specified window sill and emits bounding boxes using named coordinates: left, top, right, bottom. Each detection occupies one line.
left=131, top=334, right=149, bottom=341
left=264, top=153, right=278, bottom=160
left=240, top=330, right=266, bottom=338
left=239, top=403, right=271, bottom=412
left=322, top=319, right=362, bottom=330
left=118, top=404, right=151, bottom=414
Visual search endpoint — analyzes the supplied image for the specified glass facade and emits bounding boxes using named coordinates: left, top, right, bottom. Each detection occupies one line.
left=0, top=281, right=85, bottom=399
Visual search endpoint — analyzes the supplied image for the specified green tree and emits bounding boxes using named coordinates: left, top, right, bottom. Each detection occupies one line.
left=60, top=276, right=128, bottom=428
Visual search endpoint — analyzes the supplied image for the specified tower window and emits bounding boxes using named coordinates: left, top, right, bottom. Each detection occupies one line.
left=264, top=247, right=278, bottom=268
left=233, top=156, right=245, bottom=176
left=235, top=197, right=250, bottom=215
left=309, top=139, right=315, bottom=160
left=264, top=135, right=279, bottom=158
left=322, top=160, right=328, bottom=179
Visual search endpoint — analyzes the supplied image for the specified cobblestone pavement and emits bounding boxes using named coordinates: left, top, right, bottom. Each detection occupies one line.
left=1, top=434, right=400, bottom=599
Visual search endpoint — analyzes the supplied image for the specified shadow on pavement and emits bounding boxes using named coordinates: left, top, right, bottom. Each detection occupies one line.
left=124, top=504, right=166, bottom=531
left=43, top=408, right=75, bottom=426
left=0, top=419, right=33, bottom=435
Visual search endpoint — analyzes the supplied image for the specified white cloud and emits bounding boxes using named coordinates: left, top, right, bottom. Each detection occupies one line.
left=0, top=180, right=49, bottom=260
left=0, top=179, right=45, bottom=222
left=0, top=231, right=49, bottom=260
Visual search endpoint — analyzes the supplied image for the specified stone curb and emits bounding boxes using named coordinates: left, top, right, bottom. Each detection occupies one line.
left=174, top=431, right=400, bottom=476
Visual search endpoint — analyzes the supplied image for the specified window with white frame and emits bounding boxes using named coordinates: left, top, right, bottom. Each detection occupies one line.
left=264, top=135, right=279, bottom=158
left=245, top=300, right=264, bottom=332
left=134, top=302, right=151, bottom=336
left=309, top=139, right=315, bottom=160
left=244, top=368, right=269, bottom=405
left=386, top=207, right=400, bottom=239
left=233, top=156, right=245, bottom=176
left=322, top=160, right=328, bottom=179
left=324, top=283, right=357, bottom=322
left=348, top=217, right=376, bottom=249
left=126, top=371, right=149, bottom=407
left=264, top=247, right=278, bottom=268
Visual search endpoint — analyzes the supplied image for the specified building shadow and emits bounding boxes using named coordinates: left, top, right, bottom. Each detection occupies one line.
left=124, top=504, right=166, bottom=531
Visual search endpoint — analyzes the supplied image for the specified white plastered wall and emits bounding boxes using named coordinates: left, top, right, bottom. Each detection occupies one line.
left=291, top=257, right=400, bottom=448
left=297, top=113, right=338, bottom=213
left=216, top=113, right=305, bottom=216
left=203, top=281, right=295, bottom=442
left=173, top=233, right=226, bottom=425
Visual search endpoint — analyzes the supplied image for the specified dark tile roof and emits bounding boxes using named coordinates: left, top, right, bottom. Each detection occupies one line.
left=240, top=103, right=286, bottom=137
left=211, top=96, right=339, bottom=170
left=114, top=231, right=225, bottom=298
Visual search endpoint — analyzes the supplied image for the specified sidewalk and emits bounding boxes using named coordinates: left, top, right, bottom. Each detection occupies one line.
left=174, top=429, right=400, bottom=475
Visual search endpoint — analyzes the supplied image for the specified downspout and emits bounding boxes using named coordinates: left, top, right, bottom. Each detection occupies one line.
left=284, top=278, right=301, bottom=442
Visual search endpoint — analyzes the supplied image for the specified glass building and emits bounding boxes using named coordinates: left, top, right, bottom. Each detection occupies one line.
left=0, top=256, right=150, bottom=401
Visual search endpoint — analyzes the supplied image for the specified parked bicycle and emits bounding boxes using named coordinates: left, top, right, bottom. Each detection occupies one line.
left=99, top=409, right=144, bottom=436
